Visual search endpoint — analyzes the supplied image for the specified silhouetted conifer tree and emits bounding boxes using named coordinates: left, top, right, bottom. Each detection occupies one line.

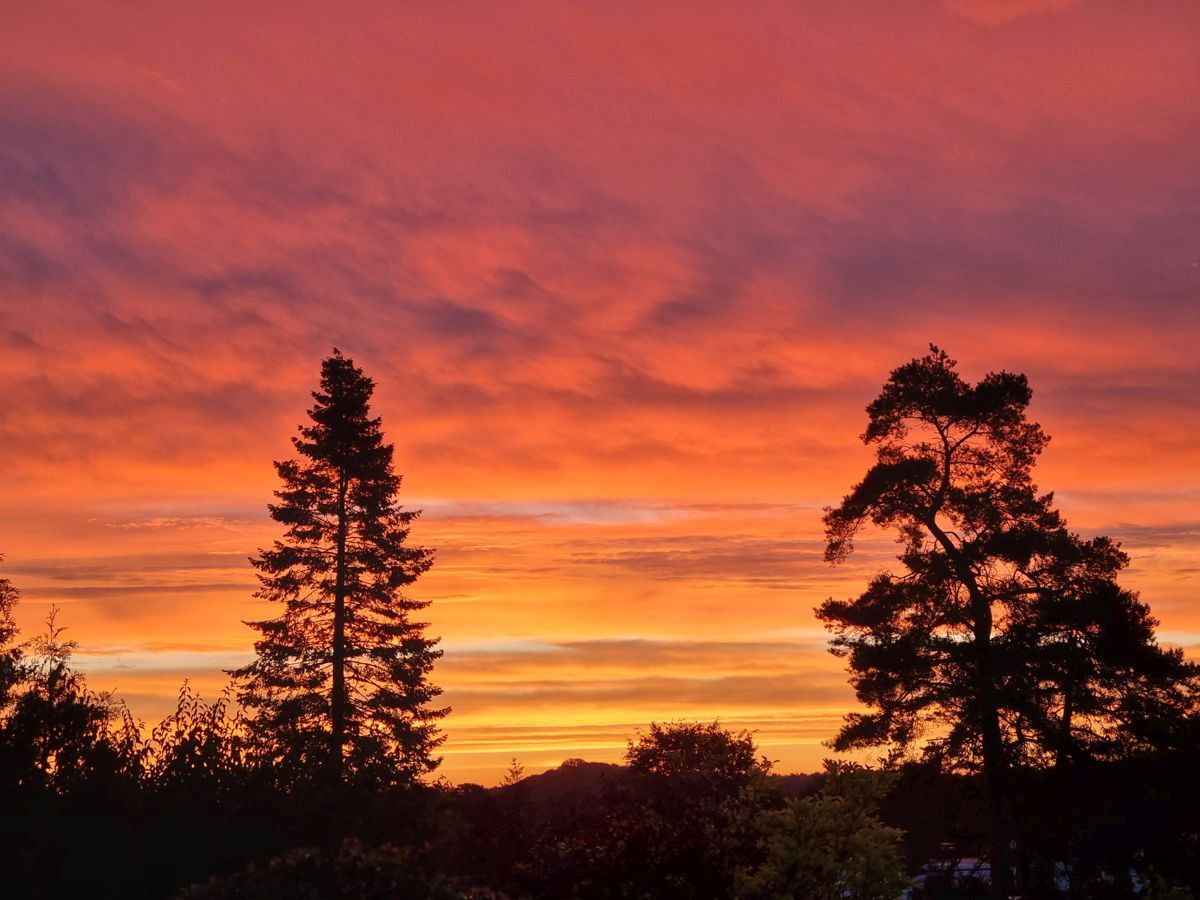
left=818, top=346, right=1198, bottom=898
left=232, top=350, right=447, bottom=787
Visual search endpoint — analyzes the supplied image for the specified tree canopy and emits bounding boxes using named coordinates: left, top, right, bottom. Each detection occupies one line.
left=737, top=761, right=910, bottom=900
left=818, top=346, right=1199, bottom=896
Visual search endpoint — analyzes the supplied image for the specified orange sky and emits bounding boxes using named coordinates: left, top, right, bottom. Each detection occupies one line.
left=1, top=0, right=1198, bottom=784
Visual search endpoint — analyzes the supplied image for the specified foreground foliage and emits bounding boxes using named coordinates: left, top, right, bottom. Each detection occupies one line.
left=737, top=762, right=910, bottom=900
left=177, top=840, right=472, bottom=900
left=0, top=628, right=1195, bottom=898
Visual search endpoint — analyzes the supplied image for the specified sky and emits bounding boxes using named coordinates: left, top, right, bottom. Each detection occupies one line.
left=1, top=0, right=1198, bottom=784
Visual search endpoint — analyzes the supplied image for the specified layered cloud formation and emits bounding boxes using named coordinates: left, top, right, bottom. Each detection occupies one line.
left=2, top=0, right=1198, bottom=782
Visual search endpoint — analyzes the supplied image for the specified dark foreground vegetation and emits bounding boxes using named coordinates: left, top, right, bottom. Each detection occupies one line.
left=0, top=679, right=1196, bottom=899
left=0, top=348, right=1196, bottom=898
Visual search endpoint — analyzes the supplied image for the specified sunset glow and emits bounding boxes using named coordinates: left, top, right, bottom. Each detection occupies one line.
left=2, top=0, right=1198, bottom=784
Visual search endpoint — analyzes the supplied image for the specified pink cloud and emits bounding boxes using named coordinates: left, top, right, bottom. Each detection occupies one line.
left=2, top=0, right=1198, bottom=780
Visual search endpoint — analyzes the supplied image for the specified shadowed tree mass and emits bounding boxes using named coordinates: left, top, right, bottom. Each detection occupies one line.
left=232, top=350, right=447, bottom=787
left=818, top=346, right=1199, bottom=898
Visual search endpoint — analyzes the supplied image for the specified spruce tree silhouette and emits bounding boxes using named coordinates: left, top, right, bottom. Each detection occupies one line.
left=232, top=350, right=447, bottom=788
left=818, top=346, right=1198, bottom=898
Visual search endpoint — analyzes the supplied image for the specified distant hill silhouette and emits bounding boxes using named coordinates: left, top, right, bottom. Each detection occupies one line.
left=493, top=758, right=624, bottom=803
left=490, top=757, right=822, bottom=802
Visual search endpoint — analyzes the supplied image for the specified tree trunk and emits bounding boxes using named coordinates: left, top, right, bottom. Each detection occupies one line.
left=981, top=701, right=1014, bottom=899
left=926, top=518, right=1012, bottom=897
left=1056, top=684, right=1073, bottom=770
left=929, top=508, right=1013, bottom=900
left=970, top=588, right=1013, bottom=900
left=331, top=476, right=348, bottom=784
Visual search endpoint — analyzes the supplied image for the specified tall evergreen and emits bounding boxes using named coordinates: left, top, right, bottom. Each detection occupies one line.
left=233, top=350, right=447, bottom=786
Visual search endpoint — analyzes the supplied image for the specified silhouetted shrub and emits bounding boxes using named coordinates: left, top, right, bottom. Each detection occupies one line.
left=176, top=839, right=476, bottom=900
left=737, top=761, right=910, bottom=900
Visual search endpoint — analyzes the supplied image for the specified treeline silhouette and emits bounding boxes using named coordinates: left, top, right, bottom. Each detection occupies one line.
left=0, top=348, right=1195, bottom=898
